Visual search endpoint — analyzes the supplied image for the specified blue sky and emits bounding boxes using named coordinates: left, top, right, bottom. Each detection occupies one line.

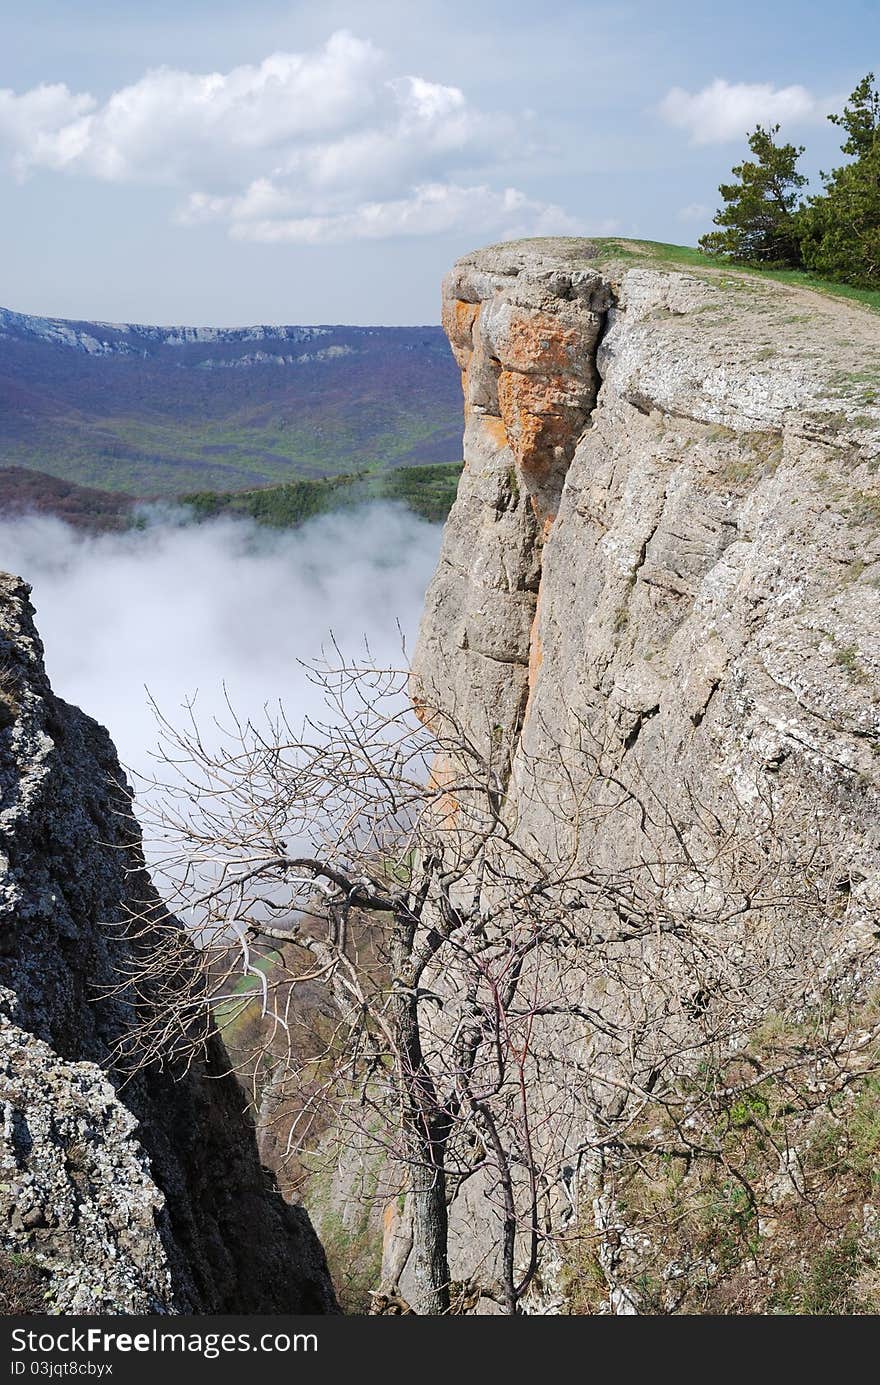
left=0, top=0, right=873, bottom=325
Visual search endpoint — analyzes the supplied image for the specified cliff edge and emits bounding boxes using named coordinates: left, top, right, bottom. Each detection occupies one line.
left=415, top=238, right=880, bottom=788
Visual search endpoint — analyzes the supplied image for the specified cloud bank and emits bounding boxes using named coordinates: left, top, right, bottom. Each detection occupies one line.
left=660, top=78, right=827, bottom=144
left=0, top=504, right=441, bottom=796
left=0, top=29, right=579, bottom=242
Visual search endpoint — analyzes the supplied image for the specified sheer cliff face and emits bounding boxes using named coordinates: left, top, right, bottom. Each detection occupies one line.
left=0, top=575, right=336, bottom=1314
left=412, top=241, right=880, bottom=1304
left=414, top=239, right=880, bottom=883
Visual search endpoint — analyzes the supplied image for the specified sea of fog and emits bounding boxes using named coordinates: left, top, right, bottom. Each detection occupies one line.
left=0, top=503, right=442, bottom=794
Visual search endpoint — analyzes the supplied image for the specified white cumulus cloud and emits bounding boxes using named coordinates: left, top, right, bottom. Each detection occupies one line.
left=0, top=33, right=387, bottom=183
left=182, top=181, right=583, bottom=244
left=659, top=78, right=826, bottom=144
left=0, top=29, right=580, bottom=243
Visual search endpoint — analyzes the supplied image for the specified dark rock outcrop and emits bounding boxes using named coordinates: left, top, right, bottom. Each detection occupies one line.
left=0, top=572, right=337, bottom=1313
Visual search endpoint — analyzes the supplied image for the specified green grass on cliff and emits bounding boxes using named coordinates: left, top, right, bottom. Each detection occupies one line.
left=560, top=986, right=880, bottom=1315
left=595, top=239, right=880, bottom=314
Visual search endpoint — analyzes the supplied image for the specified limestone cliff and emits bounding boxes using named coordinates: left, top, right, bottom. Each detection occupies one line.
left=0, top=574, right=336, bottom=1314
left=412, top=239, right=880, bottom=1312
left=416, top=239, right=880, bottom=787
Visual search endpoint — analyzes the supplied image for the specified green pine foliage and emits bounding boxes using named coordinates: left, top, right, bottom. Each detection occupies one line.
left=701, top=75, right=880, bottom=290
left=699, top=124, right=806, bottom=267
left=799, top=74, right=880, bottom=288
left=183, top=461, right=464, bottom=529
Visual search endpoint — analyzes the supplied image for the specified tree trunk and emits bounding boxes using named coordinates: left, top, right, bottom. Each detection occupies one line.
left=406, top=1121, right=451, bottom=1315
left=392, top=916, right=451, bottom=1314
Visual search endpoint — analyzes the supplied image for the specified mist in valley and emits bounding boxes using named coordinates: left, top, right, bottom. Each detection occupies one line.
left=0, top=502, right=442, bottom=798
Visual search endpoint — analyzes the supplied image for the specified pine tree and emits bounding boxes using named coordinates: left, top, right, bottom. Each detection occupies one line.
left=699, top=124, right=806, bottom=266
left=830, top=72, right=880, bottom=160
left=799, top=74, right=880, bottom=289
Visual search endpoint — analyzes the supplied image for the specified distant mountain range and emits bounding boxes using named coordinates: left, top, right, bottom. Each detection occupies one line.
left=0, top=305, right=462, bottom=498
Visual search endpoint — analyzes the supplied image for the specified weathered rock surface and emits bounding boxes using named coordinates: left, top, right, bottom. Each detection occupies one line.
left=412, top=238, right=880, bottom=1309
left=415, top=240, right=880, bottom=793
left=0, top=573, right=337, bottom=1313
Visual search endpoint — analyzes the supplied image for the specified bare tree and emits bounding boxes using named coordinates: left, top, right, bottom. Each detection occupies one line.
left=113, top=655, right=880, bottom=1315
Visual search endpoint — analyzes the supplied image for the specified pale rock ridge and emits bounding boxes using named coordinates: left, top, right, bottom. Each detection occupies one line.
left=0, top=305, right=334, bottom=355
left=0, top=573, right=337, bottom=1314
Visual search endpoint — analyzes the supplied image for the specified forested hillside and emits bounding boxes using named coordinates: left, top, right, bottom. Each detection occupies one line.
left=0, top=309, right=460, bottom=496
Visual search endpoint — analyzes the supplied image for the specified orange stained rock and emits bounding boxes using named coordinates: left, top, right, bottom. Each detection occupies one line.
left=497, top=309, right=581, bottom=376
left=409, top=683, right=438, bottom=731
left=442, top=297, right=480, bottom=370
left=477, top=413, right=509, bottom=450
left=452, top=298, right=480, bottom=340
left=528, top=615, right=543, bottom=692
left=426, top=751, right=461, bottom=831
left=522, top=586, right=545, bottom=729
left=497, top=370, right=582, bottom=486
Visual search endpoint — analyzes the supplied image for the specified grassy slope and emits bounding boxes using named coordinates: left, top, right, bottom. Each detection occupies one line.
left=0, top=397, right=462, bottom=498
left=595, top=238, right=880, bottom=313
left=562, top=991, right=880, bottom=1315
